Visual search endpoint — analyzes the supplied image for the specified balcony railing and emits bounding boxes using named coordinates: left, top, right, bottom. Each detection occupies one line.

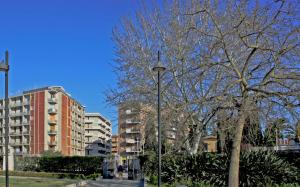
left=125, top=119, right=141, bottom=124
left=10, top=123, right=22, bottom=127
left=10, top=132, right=22, bottom=136
left=85, top=120, right=93, bottom=124
left=125, top=128, right=140, bottom=134
left=48, top=108, right=57, bottom=114
left=48, top=141, right=57, bottom=146
left=10, top=102, right=22, bottom=107
left=9, top=112, right=22, bottom=117
left=11, top=141, right=22, bottom=146
left=48, top=98, right=57, bottom=104
left=48, top=130, right=57, bottom=135
left=125, top=138, right=136, bottom=144
left=23, top=100, right=30, bottom=105
left=23, top=130, right=30, bottom=135
left=125, top=147, right=140, bottom=153
left=23, top=111, right=30, bottom=115
left=48, top=120, right=57, bottom=125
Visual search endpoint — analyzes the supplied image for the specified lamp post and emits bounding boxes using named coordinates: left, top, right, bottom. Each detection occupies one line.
left=152, top=51, right=165, bottom=187
left=0, top=51, right=9, bottom=187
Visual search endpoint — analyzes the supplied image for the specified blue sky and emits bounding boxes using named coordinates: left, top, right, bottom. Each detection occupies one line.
left=0, top=0, right=140, bottom=134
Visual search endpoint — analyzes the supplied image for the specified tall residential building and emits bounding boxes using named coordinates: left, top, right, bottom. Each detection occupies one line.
left=111, top=135, right=119, bottom=155
left=118, top=103, right=149, bottom=159
left=84, top=113, right=112, bottom=157
left=0, top=86, right=85, bottom=156
left=118, top=102, right=182, bottom=158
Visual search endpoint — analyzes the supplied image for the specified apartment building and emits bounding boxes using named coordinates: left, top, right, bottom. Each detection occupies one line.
left=111, top=135, right=119, bottom=155
left=0, top=86, right=85, bottom=156
left=118, top=103, right=149, bottom=159
left=84, top=113, right=112, bottom=157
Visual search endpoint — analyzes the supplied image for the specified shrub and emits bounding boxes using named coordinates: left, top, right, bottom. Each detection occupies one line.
left=38, top=156, right=103, bottom=175
left=142, top=151, right=299, bottom=186
left=277, top=152, right=300, bottom=171
left=14, top=156, right=40, bottom=171
left=240, top=150, right=299, bottom=186
left=14, top=155, right=103, bottom=176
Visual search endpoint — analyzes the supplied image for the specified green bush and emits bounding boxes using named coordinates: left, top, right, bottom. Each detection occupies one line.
left=141, top=151, right=299, bottom=186
left=38, top=156, right=103, bottom=175
left=240, top=151, right=299, bottom=186
left=277, top=152, right=300, bottom=171
left=14, top=155, right=103, bottom=177
left=14, top=156, right=40, bottom=171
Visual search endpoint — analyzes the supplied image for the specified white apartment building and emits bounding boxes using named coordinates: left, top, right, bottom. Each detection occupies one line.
left=84, top=113, right=112, bottom=157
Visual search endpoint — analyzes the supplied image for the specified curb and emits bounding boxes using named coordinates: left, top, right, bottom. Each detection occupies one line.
left=66, top=180, right=87, bottom=187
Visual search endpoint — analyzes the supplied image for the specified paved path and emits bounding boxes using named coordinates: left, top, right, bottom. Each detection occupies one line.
left=84, top=179, right=141, bottom=187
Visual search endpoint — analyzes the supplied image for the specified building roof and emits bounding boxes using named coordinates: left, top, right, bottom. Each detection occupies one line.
left=85, top=112, right=111, bottom=125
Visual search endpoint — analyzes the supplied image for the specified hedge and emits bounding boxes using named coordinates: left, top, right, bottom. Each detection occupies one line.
left=14, top=156, right=103, bottom=176
left=1, top=171, right=100, bottom=180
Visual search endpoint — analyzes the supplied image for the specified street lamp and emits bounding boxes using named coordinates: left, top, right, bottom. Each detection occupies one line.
left=0, top=51, right=10, bottom=187
left=152, top=51, right=165, bottom=187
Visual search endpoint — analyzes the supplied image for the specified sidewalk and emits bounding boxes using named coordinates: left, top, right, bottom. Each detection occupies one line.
left=85, top=178, right=141, bottom=187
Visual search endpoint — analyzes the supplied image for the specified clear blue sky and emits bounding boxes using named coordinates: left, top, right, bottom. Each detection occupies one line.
left=0, top=0, right=140, bottom=134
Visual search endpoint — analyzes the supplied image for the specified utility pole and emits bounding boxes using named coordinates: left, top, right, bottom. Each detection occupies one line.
left=0, top=51, right=10, bottom=187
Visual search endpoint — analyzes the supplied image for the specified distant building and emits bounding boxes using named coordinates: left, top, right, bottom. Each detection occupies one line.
left=118, top=102, right=149, bottom=159
left=0, top=86, right=85, bottom=156
left=84, top=113, right=112, bottom=157
left=111, top=135, right=119, bottom=155
left=118, top=102, right=185, bottom=159
left=203, top=136, right=217, bottom=153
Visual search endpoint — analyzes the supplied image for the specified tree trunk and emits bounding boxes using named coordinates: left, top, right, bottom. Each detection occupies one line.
left=228, top=112, right=245, bottom=187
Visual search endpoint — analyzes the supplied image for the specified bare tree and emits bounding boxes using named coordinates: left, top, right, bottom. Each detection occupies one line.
left=107, top=0, right=300, bottom=186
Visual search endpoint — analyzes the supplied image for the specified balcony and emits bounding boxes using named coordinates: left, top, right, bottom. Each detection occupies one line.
left=10, top=112, right=22, bottom=117
left=11, top=141, right=22, bottom=146
left=125, top=128, right=140, bottom=134
left=23, top=140, right=30, bottom=145
left=48, top=141, right=57, bottom=146
left=48, top=120, right=57, bottom=125
left=85, top=133, right=93, bottom=137
left=48, top=108, right=57, bottom=114
left=48, top=98, right=57, bottom=104
left=125, top=138, right=136, bottom=144
left=10, top=132, right=22, bottom=136
left=10, top=123, right=22, bottom=127
left=23, top=131, right=30, bottom=136
left=23, top=111, right=30, bottom=116
left=14, top=151, right=23, bottom=156
left=23, top=121, right=29, bottom=126
left=23, top=100, right=30, bottom=106
left=10, top=102, right=22, bottom=107
left=85, top=120, right=93, bottom=124
left=49, top=89, right=57, bottom=94
left=48, top=130, right=57, bottom=135
left=125, top=109, right=138, bottom=115
left=125, top=119, right=140, bottom=125
left=125, top=147, right=140, bottom=153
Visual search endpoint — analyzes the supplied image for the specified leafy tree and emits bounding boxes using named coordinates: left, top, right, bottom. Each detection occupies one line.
left=41, top=150, right=63, bottom=157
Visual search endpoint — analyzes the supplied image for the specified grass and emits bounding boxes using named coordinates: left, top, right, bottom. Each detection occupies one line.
left=0, top=176, right=78, bottom=187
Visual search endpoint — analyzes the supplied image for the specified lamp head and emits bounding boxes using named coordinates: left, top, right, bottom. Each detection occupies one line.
left=152, top=50, right=166, bottom=72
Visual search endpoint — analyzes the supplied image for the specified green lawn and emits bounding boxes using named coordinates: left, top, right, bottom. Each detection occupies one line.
left=0, top=177, right=78, bottom=187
